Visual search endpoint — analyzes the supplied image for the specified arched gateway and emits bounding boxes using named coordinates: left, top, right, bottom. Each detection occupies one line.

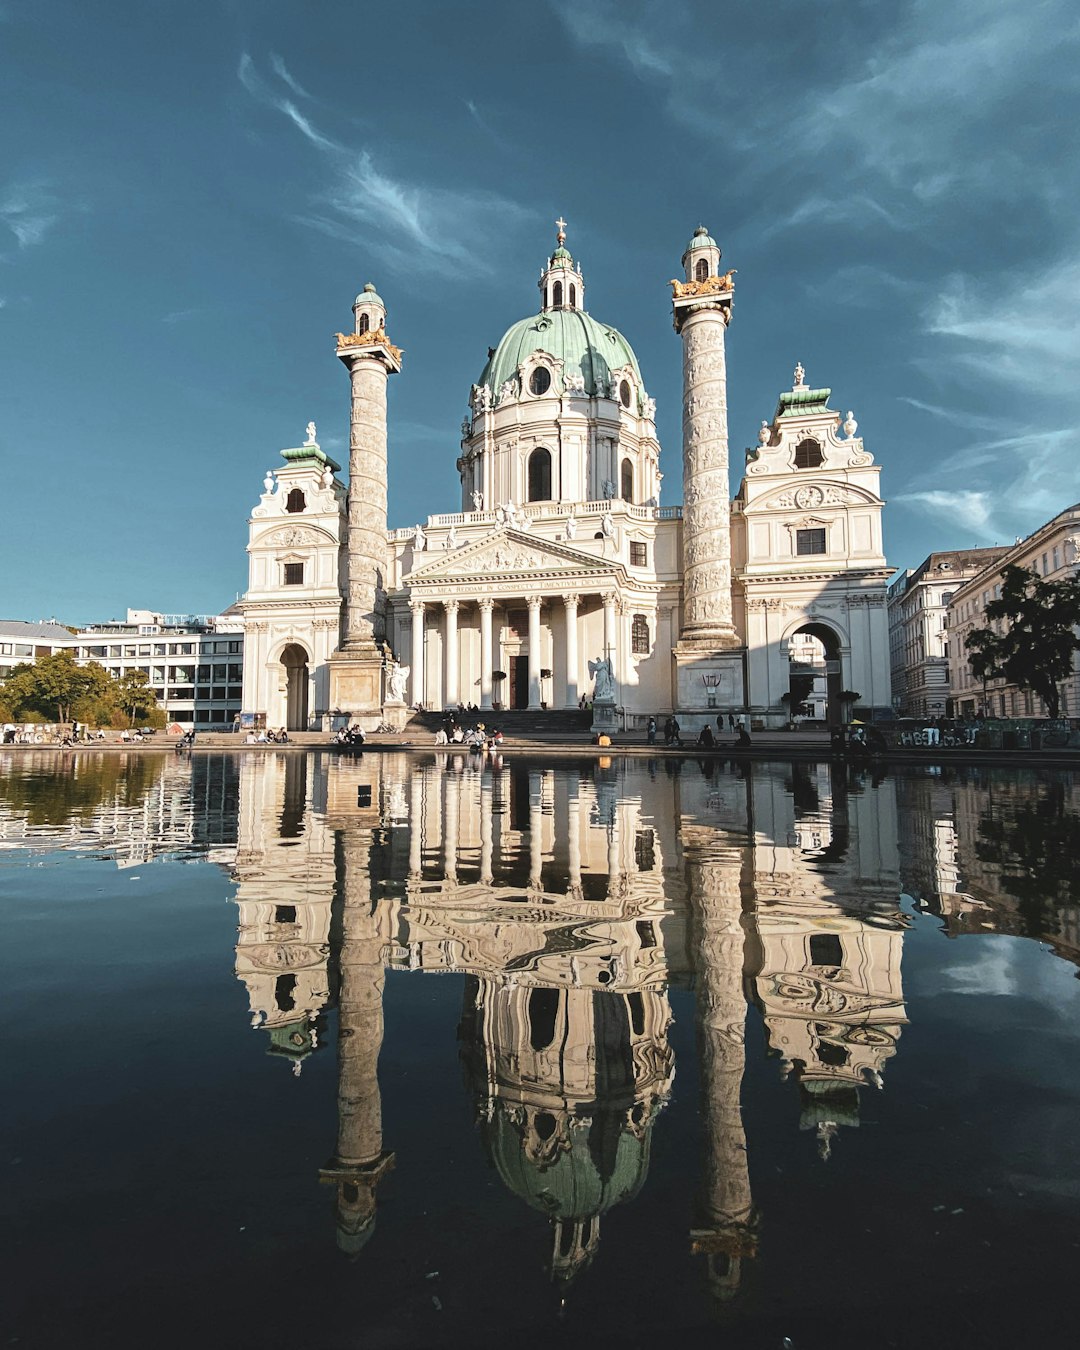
left=281, top=643, right=310, bottom=731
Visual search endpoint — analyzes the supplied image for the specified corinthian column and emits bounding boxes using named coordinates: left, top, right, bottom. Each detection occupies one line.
left=686, top=825, right=757, bottom=1302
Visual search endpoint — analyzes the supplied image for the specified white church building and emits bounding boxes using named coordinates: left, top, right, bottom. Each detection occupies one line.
left=240, top=223, right=891, bottom=732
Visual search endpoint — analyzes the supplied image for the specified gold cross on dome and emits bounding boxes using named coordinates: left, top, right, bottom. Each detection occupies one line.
left=555, top=216, right=567, bottom=244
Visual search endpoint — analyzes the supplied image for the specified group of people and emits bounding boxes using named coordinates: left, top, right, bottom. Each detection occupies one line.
left=434, top=714, right=503, bottom=751
left=643, top=713, right=751, bottom=751
left=332, top=725, right=366, bottom=747
left=245, top=728, right=291, bottom=744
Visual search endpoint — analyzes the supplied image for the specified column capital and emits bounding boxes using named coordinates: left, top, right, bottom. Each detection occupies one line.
left=444, top=598, right=461, bottom=615
left=478, top=597, right=495, bottom=613
left=527, top=594, right=543, bottom=612
left=602, top=591, right=618, bottom=608
left=562, top=593, right=580, bottom=611
left=408, top=598, right=426, bottom=615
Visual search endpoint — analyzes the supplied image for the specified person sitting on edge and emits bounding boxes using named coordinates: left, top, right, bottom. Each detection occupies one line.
left=735, top=726, right=752, bottom=749
left=434, top=728, right=448, bottom=745
left=697, top=724, right=715, bottom=749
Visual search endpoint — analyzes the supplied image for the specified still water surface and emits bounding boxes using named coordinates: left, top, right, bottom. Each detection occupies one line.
left=4, top=750, right=1080, bottom=1349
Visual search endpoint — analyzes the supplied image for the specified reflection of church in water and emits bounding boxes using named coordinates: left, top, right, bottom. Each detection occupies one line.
left=231, top=752, right=908, bottom=1297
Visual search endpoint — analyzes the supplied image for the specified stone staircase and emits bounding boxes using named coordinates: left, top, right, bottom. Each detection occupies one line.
left=405, top=708, right=592, bottom=743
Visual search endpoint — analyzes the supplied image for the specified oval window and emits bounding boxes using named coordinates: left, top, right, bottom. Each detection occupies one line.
left=530, top=366, right=552, bottom=395
left=619, top=379, right=631, bottom=408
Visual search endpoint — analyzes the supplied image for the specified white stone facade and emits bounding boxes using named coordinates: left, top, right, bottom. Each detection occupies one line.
left=245, top=224, right=893, bottom=730
left=239, top=437, right=346, bottom=730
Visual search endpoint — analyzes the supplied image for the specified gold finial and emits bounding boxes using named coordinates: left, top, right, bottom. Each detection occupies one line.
left=555, top=216, right=567, bottom=245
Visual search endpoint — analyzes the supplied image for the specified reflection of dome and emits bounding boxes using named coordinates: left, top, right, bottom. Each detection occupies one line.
left=486, top=1101, right=654, bottom=1221
left=478, top=309, right=644, bottom=404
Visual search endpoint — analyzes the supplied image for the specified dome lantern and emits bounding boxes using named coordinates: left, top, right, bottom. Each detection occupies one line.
left=352, top=281, right=386, bottom=336
left=681, top=225, right=722, bottom=285
left=539, top=216, right=586, bottom=313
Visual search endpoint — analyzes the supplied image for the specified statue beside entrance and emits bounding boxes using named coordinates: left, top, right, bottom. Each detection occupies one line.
left=588, top=654, right=618, bottom=735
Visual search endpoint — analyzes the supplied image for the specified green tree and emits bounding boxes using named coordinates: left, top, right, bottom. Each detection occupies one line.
left=2, top=652, right=116, bottom=726
left=114, top=670, right=160, bottom=727
left=965, top=563, right=1080, bottom=719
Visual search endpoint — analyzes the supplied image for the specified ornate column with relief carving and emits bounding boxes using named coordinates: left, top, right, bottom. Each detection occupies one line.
left=329, top=283, right=402, bottom=722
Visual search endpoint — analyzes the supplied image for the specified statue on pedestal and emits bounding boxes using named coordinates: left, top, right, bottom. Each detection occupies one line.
left=589, top=655, right=615, bottom=702
left=386, top=660, right=410, bottom=703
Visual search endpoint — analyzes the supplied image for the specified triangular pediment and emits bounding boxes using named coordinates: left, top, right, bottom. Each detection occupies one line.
left=406, top=527, right=621, bottom=585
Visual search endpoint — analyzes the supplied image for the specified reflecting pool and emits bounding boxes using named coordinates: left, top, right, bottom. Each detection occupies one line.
left=4, top=750, right=1080, bottom=1349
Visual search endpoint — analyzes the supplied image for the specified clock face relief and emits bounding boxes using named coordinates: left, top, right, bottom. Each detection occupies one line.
left=795, top=486, right=824, bottom=509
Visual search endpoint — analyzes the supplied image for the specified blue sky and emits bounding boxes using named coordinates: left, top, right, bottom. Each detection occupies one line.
left=2, top=0, right=1078, bottom=623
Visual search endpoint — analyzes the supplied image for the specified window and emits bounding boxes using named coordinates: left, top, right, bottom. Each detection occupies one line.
left=552, top=280, right=563, bottom=308
left=212, top=685, right=227, bottom=700
left=169, top=666, right=194, bottom=682
left=529, top=366, right=551, bottom=396
left=631, top=613, right=649, bottom=653
left=796, top=528, right=827, bottom=555
left=284, top=562, right=304, bottom=585
left=169, top=687, right=195, bottom=700
left=619, top=379, right=632, bottom=409
left=286, top=488, right=306, bottom=514
left=630, top=541, right=647, bottom=566
left=197, top=664, right=211, bottom=681
left=809, top=932, right=843, bottom=967
left=228, top=641, right=240, bottom=654
left=527, top=447, right=552, bottom=501
left=124, top=645, right=136, bottom=658
left=620, top=457, right=634, bottom=501
left=694, top=257, right=709, bottom=282
left=569, top=283, right=577, bottom=309
left=227, top=663, right=242, bottom=682
left=357, top=312, right=369, bottom=334
left=794, top=437, right=824, bottom=469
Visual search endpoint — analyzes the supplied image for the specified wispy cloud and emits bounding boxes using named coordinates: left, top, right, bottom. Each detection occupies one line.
left=269, top=53, right=312, bottom=101
left=0, top=180, right=61, bottom=249
left=238, top=54, right=530, bottom=275
left=926, top=256, right=1080, bottom=394
left=555, top=0, right=673, bottom=77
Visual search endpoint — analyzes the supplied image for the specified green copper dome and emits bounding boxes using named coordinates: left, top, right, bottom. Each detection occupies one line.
left=485, top=1104, right=653, bottom=1222
left=685, top=225, right=717, bottom=251
left=478, top=308, right=645, bottom=404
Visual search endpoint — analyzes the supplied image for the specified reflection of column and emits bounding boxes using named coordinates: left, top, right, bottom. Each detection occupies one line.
left=688, top=841, right=757, bottom=1301
left=444, top=600, right=460, bottom=707
left=528, top=596, right=542, bottom=710
left=563, top=594, right=579, bottom=709
left=319, top=837, right=393, bottom=1254
left=410, top=601, right=425, bottom=708
left=603, top=592, right=617, bottom=683
left=479, top=599, right=494, bottom=711
left=529, top=772, right=543, bottom=890
left=568, top=785, right=582, bottom=899
left=480, top=774, right=493, bottom=884
left=443, top=770, right=458, bottom=882
left=408, top=769, right=422, bottom=878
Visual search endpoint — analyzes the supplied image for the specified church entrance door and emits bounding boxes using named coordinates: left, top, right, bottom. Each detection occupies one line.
left=509, top=655, right=528, bottom=710
left=787, top=624, right=842, bottom=726
left=281, top=643, right=310, bottom=731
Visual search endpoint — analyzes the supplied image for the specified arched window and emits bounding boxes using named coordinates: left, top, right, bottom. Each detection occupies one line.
left=357, top=312, right=370, bottom=334
left=528, top=987, right=560, bottom=1050
left=528, top=447, right=552, bottom=501
left=620, top=457, right=633, bottom=502
left=552, top=280, right=563, bottom=308
left=631, top=614, right=649, bottom=654
left=794, top=437, right=824, bottom=469
left=569, top=283, right=577, bottom=309
left=285, top=488, right=306, bottom=514
left=695, top=257, right=709, bottom=283
left=619, top=379, right=632, bottom=409
left=529, top=366, right=551, bottom=396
